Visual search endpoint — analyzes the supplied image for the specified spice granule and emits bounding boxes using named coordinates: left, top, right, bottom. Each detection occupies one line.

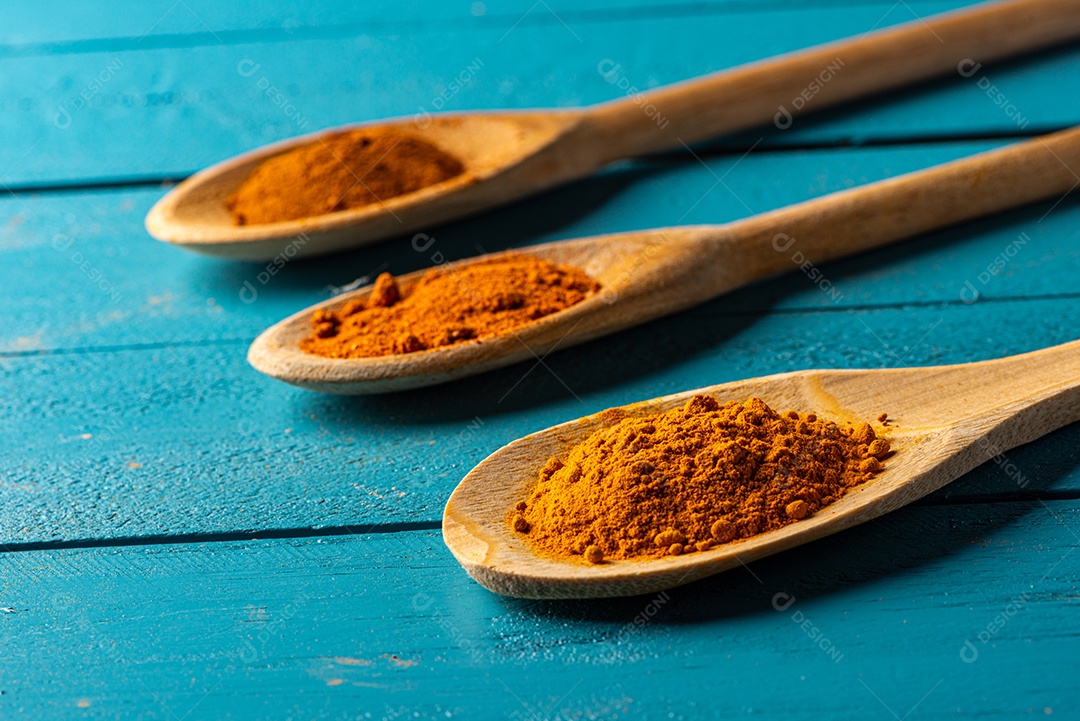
left=301, top=254, right=601, bottom=359
left=512, top=395, right=891, bottom=562
left=227, top=128, right=464, bottom=225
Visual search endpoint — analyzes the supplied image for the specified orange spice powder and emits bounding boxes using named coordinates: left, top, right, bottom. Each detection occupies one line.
left=227, top=128, right=464, bottom=225
left=512, top=395, right=891, bottom=563
left=300, top=254, right=602, bottom=358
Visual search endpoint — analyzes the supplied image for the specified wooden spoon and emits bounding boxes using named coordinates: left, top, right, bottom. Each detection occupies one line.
left=444, top=339, right=1080, bottom=598
left=146, top=0, right=1080, bottom=261
left=248, top=124, right=1080, bottom=394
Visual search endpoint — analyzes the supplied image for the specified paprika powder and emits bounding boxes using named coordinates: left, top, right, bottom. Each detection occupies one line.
left=301, top=254, right=601, bottom=358
left=512, top=395, right=890, bottom=563
left=227, top=128, right=464, bottom=225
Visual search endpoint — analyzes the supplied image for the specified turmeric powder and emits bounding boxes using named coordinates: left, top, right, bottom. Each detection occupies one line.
left=512, top=395, right=890, bottom=563
left=227, top=128, right=464, bottom=225
left=301, top=254, right=601, bottom=358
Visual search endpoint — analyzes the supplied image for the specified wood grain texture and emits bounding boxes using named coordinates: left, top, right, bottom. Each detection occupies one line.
left=1, top=0, right=1079, bottom=713
left=247, top=125, right=1080, bottom=390
left=3, top=299, right=1079, bottom=546
left=145, top=111, right=591, bottom=259
left=0, top=0, right=981, bottom=49
left=5, top=138, right=1077, bottom=544
left=146, top=0, right=1080, bottom=260
left=4, top=2, right=1080, bottom=186
left=445, top=341, right=1080, bottom=597
left=4, top=141, right=1076, bottom=354
left=2, top=502, right=1079, bottom=718
left=590, top=0, right=1080, bottom=156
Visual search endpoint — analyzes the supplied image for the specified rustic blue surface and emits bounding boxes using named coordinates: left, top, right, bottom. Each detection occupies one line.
left=1, top=1, right=1078, bottom=718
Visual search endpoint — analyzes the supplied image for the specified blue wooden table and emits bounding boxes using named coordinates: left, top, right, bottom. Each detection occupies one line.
left=3, top=1, right=1079, bottom=718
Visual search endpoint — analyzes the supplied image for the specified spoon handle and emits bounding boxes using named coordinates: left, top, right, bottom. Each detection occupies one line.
left=695, top=124, right=1080, bottom=289
left=584, top=0, right=1080, bottom=161
left=825, top=338, right=1080, bottom=437
left=963, top=341, right=1080, bottom=456
left=952, top=339, right=1080, bottom=420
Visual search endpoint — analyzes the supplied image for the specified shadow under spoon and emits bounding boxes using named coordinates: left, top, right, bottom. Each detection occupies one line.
left=248, top=124, right=1080, bottom=394
left=145, top=0, right=1080, bottom=260
left=443, top=340, right=1080, bottom=598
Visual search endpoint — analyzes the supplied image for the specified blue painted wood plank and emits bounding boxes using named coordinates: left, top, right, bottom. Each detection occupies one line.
left=2, top=500, right=1078, bottom=718
left=0, top=0, right=978, bottom=50
left=3, top=141, right=1077, bottom=356
left=2, top=3, right=1076, bottom=185
left=3, top=297, right=1078, bottom=545
left=3, top=1, right=1075, bottom=708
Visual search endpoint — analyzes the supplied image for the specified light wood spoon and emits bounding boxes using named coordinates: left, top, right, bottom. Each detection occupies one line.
left=248, top=124, right=1080, bottom=393
left=146, top=0, right=1080, bottom=261
left=444, top=339, right=1080, bottom=598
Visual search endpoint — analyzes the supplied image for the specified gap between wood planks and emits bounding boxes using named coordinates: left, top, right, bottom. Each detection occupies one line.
left=2, top=292, right=1078, bottom=360
left=1, top=491, right=1078, bottom=554
left=0, top=128, right=1058, bottom=196
left=0, top=0, right=972, bottom=59
left=0, top=520, right=443, bottom=554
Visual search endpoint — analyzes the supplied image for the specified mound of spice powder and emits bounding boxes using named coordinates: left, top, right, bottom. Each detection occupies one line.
left=512, top=395, right=891, bottom=563
left=301, top=254, right=602, bottom=358
left=226, top=128, right=465, bottom=225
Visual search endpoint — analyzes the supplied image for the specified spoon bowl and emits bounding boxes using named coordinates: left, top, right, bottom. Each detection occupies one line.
left=146, top=111, right=590, bottom=261
left=246, top=227, right=718, bottom=393
left=443, top=340, right=1080, bottom=598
